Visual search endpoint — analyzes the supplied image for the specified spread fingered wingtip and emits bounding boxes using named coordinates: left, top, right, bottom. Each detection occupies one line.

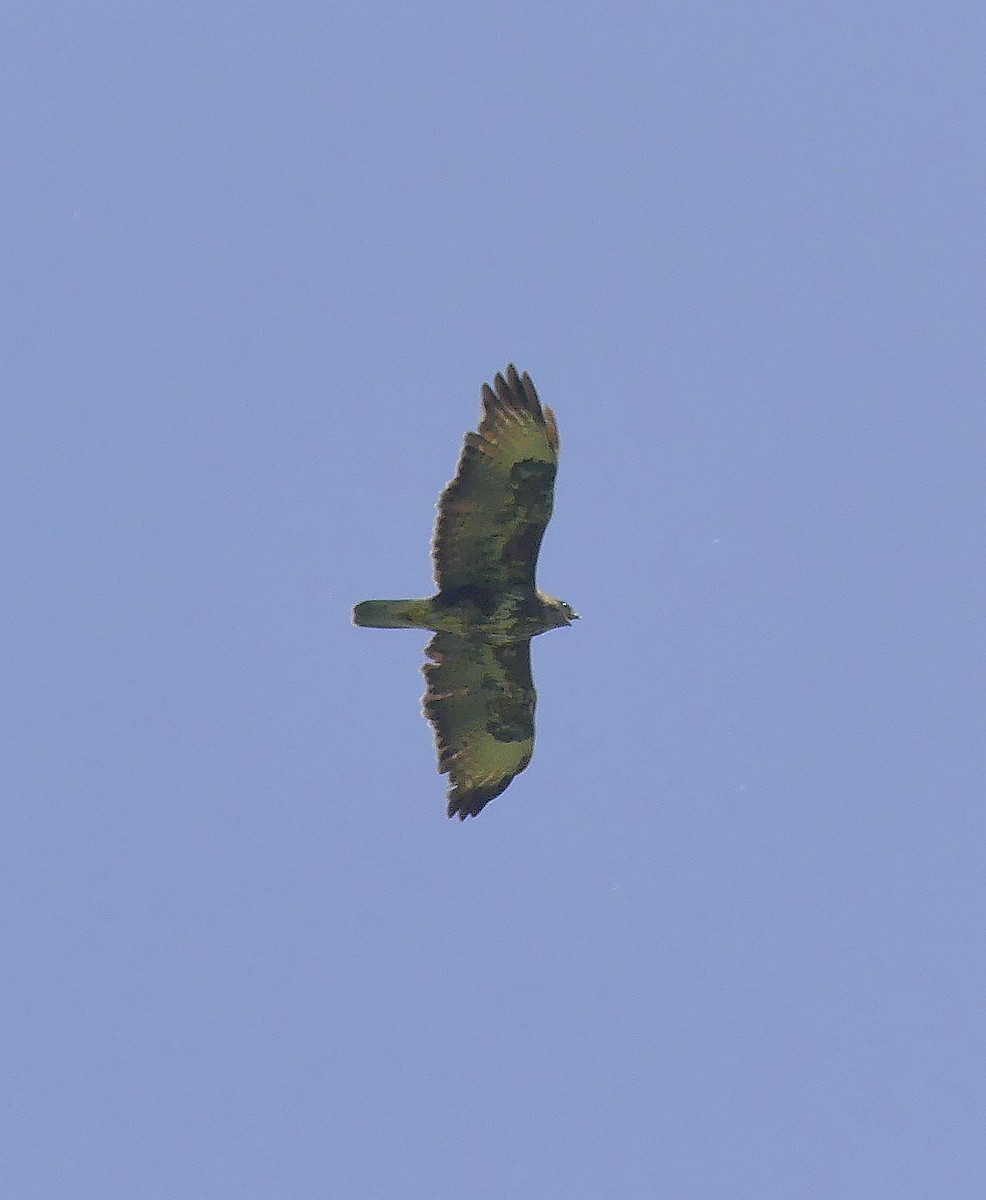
left=484, top=364, right=544, bottom=426
left=446, top=778, right=512, bottom=819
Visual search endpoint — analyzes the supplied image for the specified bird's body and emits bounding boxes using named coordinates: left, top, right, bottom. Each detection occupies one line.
left=353, top=365, right=577, bottom=818
left=353, top=587, right=572, bottom=644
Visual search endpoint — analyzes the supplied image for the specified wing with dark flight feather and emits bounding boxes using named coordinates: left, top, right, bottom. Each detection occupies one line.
left=423, top=633, right=536, bottom=818
left=433, top=365, right=559, bottom=592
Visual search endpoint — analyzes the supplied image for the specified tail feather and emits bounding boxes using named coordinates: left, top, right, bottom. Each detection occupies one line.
left=352, top=598, right=432, bottom=629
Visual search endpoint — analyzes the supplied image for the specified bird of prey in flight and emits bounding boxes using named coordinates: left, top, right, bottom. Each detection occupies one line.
left=353, top=365, right=577, bottom=818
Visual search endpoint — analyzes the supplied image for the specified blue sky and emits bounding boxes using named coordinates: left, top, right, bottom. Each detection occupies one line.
left=4, top=4, right=985, bottom=1197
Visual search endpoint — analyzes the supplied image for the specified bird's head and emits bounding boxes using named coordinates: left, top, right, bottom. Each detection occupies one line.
left=540, top=593, right=580, bottom=627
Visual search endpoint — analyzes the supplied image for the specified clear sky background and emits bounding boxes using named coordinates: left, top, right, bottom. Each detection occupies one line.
left=4, top=4, right=985, bottom=1198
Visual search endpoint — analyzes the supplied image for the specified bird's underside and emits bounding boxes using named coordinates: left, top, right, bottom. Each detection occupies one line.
left=352, top=365, right=577, bottom=818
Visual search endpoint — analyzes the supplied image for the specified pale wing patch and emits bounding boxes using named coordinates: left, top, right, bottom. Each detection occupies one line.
left=442, top=734, right=532, bottom=792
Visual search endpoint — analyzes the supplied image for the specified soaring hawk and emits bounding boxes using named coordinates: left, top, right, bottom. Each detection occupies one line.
left=353, top=365, right=577, bottom=818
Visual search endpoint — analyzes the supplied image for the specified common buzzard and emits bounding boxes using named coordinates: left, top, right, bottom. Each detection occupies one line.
left=353, top=365, right=577, bottom=818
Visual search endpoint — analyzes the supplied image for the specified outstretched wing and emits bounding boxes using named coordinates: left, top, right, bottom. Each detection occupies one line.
left=433, top=365, right=559, bottom=591
left=423, top=633, right=536, bottom=818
